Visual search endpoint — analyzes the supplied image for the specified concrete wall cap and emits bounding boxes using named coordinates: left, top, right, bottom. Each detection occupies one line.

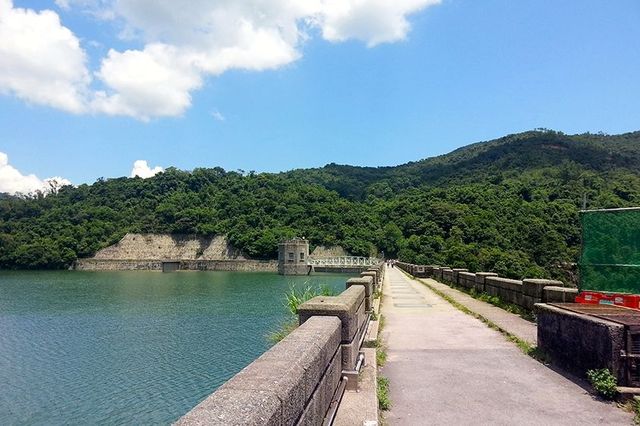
left=486, top=276, right=522, bottom=285
left=544, top=286, right=578, bottom=293
left=349, top=276, right=373, bottom=284
left=523, top=279, right=564, bottom=285
left=534, top=303, right=624, bottom=328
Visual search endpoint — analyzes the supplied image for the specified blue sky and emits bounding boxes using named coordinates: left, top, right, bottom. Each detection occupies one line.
left=0, top=0, right=639, bottom=192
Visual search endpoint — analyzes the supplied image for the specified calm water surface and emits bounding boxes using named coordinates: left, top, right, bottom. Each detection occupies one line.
left=0, top=270, right=352, bottom=425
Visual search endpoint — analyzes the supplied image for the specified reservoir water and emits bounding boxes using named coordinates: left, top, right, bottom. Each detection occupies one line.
left=0, top=270, right=353, bottom=425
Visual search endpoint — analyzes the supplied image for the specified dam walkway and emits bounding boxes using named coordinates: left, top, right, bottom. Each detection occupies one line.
left=380, top=267, right=633, bottom=425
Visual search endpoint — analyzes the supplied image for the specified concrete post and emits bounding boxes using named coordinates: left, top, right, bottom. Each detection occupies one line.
left=451, top=268, right=469, bottom=286
left=298, top=286, right=367, bottom=370
left=522, top=279, right=564, bottom=309
left=360, top=271, right=378, bottom=292
left=474, top=272, right=498, bottom=293
left=347, top=276, right=374, bottom=312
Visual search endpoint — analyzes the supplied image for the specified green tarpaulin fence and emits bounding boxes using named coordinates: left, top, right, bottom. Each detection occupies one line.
left=580, top=207, right=640, bottom=293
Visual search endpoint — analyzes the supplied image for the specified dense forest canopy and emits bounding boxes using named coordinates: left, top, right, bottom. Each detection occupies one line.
left=2, top=129, right=640, bottom=280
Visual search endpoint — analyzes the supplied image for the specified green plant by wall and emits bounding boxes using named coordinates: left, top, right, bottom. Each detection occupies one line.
left=284, top=283, right=335, bottom=316
left=377, top=376, right=391, bottom=411
left=268, top=284, right=336, bottom=343
left=586, top=368, right=618, bottom=400
left=376, top=342, right=388, bottom=366
left=633, top=396, right=640, bottom=425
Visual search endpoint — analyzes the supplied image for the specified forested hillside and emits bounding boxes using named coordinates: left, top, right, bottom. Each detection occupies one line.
left=2, top=129, right=640, bottom=280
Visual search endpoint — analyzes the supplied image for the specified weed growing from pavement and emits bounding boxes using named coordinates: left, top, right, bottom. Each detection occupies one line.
left=586, top=368, right=618, bottom=400
left=376, top=341, right=388, bottom=366
left=377, top=376, right=391, bottom=410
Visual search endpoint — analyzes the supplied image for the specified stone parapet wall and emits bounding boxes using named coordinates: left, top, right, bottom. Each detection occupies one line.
left=176, top=316, right=342, bottom=425
left=485, top=277, right=524, bottom=305
left=73, top=258, right=278, bottom=272
left=543, top=286, right=579, bottom=303
left=458, top=272, right=476, bottom=290
left=178, top=270, right=381, bottom=425
left=395, top=261, right=576, bottom=311
left=441, top=268, right=454, bottom=284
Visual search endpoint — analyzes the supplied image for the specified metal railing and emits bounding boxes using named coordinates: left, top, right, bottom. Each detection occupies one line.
left=307, top=256, right=380, bottom=267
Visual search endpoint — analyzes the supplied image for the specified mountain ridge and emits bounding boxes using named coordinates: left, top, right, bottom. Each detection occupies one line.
left=1, top=129, right=639, bottom=279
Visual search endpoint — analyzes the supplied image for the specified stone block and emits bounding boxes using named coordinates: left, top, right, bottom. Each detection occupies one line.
left=523, top=279, right=564, bottom=299
left=474, top=272, right=498, bottom=293
left=348, top=277, right=374, bottom=296
left=458, top=272, right=476, bottom=289
left=543, top=286, right=579, bottom=303
left=451, top=268, right=468, bottom=285
left=347, top=277, right=374, bottom=312
left=433, top=267, right=442, bottom=281
left=485, top=277, right=523, bottom=305
left=362, top=270, right=378, bottom=288
left=298, top=286, right=365, bottom=342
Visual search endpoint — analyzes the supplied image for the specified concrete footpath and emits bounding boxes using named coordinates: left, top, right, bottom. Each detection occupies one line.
left=380, top=266, right=633, bottom=425
left=420, top=276, right=538, bottom=346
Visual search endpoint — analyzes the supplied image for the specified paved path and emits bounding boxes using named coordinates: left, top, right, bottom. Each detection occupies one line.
left=420, top=277, right=538, bottom=346
left=380, top=267, right=633, bottom=425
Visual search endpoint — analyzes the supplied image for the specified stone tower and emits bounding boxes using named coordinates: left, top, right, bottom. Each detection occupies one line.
left=278, top=238, right=310, bottom=275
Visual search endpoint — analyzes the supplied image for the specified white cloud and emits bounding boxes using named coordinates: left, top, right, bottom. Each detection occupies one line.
left=0, top=0, right=90, bottom=113
left=0, top=0, right=441, bottom=119
left=92, top=44, right=202, bottom=120
left=211, top=110, right=225, bottom=122
left=319, top=0, right=442, bottom=47
left=0, top=152, right=71, bottom=195
left=130, top=160, right=163, bottom=178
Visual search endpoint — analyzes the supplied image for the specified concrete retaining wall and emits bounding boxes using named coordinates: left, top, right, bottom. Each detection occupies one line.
left=536, top=303, right=625, bottom=382
left=73, top=258, right=278, bottom=272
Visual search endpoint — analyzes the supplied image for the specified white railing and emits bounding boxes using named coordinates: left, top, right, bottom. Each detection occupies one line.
left=307, top=256, right=380, bottom=267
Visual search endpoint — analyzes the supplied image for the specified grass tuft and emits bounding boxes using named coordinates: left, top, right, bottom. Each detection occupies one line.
left=267, top=284, right=336, bottom=344
left=377, top=376, right=391, bottom=411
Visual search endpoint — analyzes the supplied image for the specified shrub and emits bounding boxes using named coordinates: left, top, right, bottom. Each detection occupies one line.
left=586, top=368, right=618, bottom=399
